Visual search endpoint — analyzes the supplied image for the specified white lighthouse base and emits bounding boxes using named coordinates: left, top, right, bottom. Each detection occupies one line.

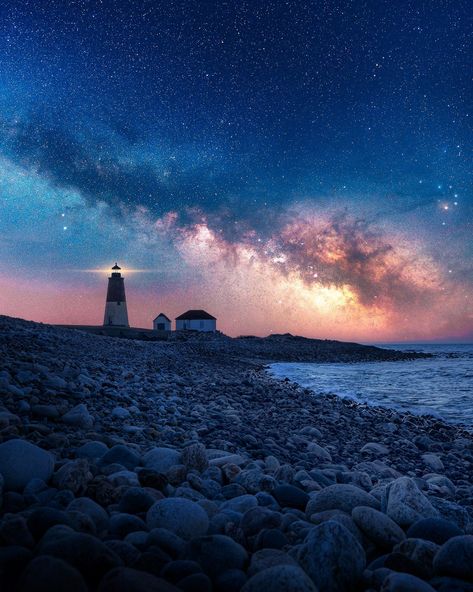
left=103, top=301, right=129, bottom=327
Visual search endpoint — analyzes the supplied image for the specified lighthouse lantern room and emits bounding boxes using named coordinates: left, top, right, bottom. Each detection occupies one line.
left=103, top=263, right=129, bottom=327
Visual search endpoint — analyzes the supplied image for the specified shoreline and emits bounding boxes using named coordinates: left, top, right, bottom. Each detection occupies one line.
left=0, top=314, right=472, bottom=590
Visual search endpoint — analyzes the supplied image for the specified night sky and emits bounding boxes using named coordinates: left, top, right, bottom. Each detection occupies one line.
left=0, top=0, right=471, bottom=341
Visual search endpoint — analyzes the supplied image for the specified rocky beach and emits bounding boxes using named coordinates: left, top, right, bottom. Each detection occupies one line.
left=0, top=315, right=472, bottom=591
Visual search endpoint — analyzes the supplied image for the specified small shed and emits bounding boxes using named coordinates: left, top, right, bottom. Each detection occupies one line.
left=153, top=313, right=171, bottom=332
left=175, top=310, right=217, bottom=332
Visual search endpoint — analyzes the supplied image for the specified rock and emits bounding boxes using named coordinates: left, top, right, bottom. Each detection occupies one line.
left=352, top=506, right=405, bottom=549
left=109, top=513, right=147, bottom=538
left=272, top=484, right=309, bottom=510
left=112, top=407, right=131, bottom=419
left=242, top=565, right=317, bottom=592
left=146, top=498, right=209, bottom=540
left=385, top=477, right=439, bottom=527
left=422, top=453, right=444, bottom=472
left=38, top=531, right=122, bottom=585
left=118, top=487, right=156, bottom=514
left=32, top=404, right=60, bottom=419
left=67, top=497, right=109, bottom=535
left=101, top=445, right=140, bottom=470
left=407, top=518, right=463, bottom=545
left=182, top=443, right=209, bottom=472
left=298, top=520, right=366, bottom=592
left=183, top=534, right=248, bottom=578
left=147, top=527, right=186, bottom=557
left=248, top=549, right=297, bottom=576
left=433, top=535, right=473, bottom=581
left=209, top=454, right=246, bottom=467
left=18, top=555, right=87, bottom=592
left=0, top=439, right=54, bottom=491
left=254, top=528, right=289, bottom=550
left=98, top=567, right=180, bottom=591
left=306, top=484, right=380, bottom=516
left=76, top=441, right=108, bottom=460
left=215, top=569, right=247, bottom=592
left=52, top=460, right=91, bottom=494
left=0, top=514, right=35, bottom=548
left=27, top=507, right=71, bottom=540
left=237, top=469, right=276, bottom=494
left=307, top=442, right=332, bottom=461
left=143, top=447, right=181, bottom=473
left=393, top=538, right=439, bottom=578
left=178, top=573, right=212, bottom=592
left=240, top=506, right=281, bottom=536
left=361, top=442, right=389, bottom=456
left=160, top=559, right=202, bottom=583
left=220, top=494, right=258, bottom=514
left=62, top=404, right=94, bottom=429
left=105, top=540, right=141, bottom=566
left=380, top=572, right=436, bottom=591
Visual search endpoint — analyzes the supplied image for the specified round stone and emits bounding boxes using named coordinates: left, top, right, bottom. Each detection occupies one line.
left=407, top=518, right=463, bottom=545
left=0, top=439, right=54, bottom=491
left=242, top=565, right=317, bottom=592
left=352, top=506, right=405, bottom=549
left=146, top=498, right=209, bottom=540
left=433, top=535, right=473, bottom=581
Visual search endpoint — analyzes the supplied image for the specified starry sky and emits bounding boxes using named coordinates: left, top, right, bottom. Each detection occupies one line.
left=0, top=0, right=472, bottom=341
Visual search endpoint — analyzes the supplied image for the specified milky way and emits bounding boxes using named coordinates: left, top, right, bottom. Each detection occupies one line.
left=0, top=1, right=471, bottom=340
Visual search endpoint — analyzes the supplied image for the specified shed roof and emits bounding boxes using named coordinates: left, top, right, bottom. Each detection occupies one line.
left=153, top=313, right=171, bottom=321
left=175, top=309, right=216, bottom=321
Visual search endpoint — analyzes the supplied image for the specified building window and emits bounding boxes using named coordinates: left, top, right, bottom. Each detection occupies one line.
left=157, top=323, right=165, bottom=330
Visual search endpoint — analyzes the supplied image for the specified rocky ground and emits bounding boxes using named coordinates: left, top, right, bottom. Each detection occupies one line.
left=0, top=315, right=472, bottom=591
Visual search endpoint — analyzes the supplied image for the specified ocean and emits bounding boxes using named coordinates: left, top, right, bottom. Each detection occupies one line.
left=269, top=343, right=473, bottom=426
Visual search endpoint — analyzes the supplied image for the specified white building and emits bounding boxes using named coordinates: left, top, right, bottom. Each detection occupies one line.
left=175, top=310, right=217, bottom=332
left=153, top=313, right=171, bottom=332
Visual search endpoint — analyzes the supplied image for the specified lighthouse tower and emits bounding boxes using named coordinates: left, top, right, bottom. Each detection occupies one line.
left=103, top=263, right=129, bottom=327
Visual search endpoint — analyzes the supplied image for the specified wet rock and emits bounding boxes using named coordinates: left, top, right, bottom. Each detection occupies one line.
left=242, top=565, right=317, bottom=592
left=352, top=505, right=405, bottom=549
left=298, top=520, right=366, bottom=591
left=0, top=439, right=54, bottom=491
left=146, top=497, right=209, bottom=540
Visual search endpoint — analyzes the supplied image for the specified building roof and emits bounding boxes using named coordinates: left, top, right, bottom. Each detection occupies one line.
left=176, top=309, right=216, bottom=321
left=153, top=313, right=171, bottom=321
left=112, top=263, right=121, bottom=270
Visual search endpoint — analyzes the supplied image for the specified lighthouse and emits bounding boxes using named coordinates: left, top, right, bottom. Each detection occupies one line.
left=103, top=263, right=129, bottom=327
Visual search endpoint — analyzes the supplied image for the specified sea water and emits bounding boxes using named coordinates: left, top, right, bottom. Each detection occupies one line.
left=269, top=343, right=473, bottom=426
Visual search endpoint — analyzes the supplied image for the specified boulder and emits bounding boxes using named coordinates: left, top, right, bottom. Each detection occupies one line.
left=385, top=477, right=439, bottom=527
left=272, top=484, right=309, bottom=510
left=143, top=447, right=181, bottom=473
left=62, top=404, right=94, bottom=429
left=380, top=572, right=436, bottom=591
left=98, top=567, right=180, bottom=591
left=184, top=534, right=247, bottom=578
left=18, top=555, right=87, bottom=592
left=52, top=460, right=91, bottom=495
left=407, top=518, right=463, bottom=545
left=298, top=520, right=366, bottom=591
left=352, top=506, right=405, bottom=549
left=242, top=565, right=317, bottom=592
left=433, top=535, right=473, bottom=581
left=306, top=484, right=379, bottom=516
left=101, top=445, right=140, bottom=470
left=0, top=439, right=54, bottom=491
left=248, top=549, right=297, bottom=576
left=146, top=498, right=209, bottom=540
